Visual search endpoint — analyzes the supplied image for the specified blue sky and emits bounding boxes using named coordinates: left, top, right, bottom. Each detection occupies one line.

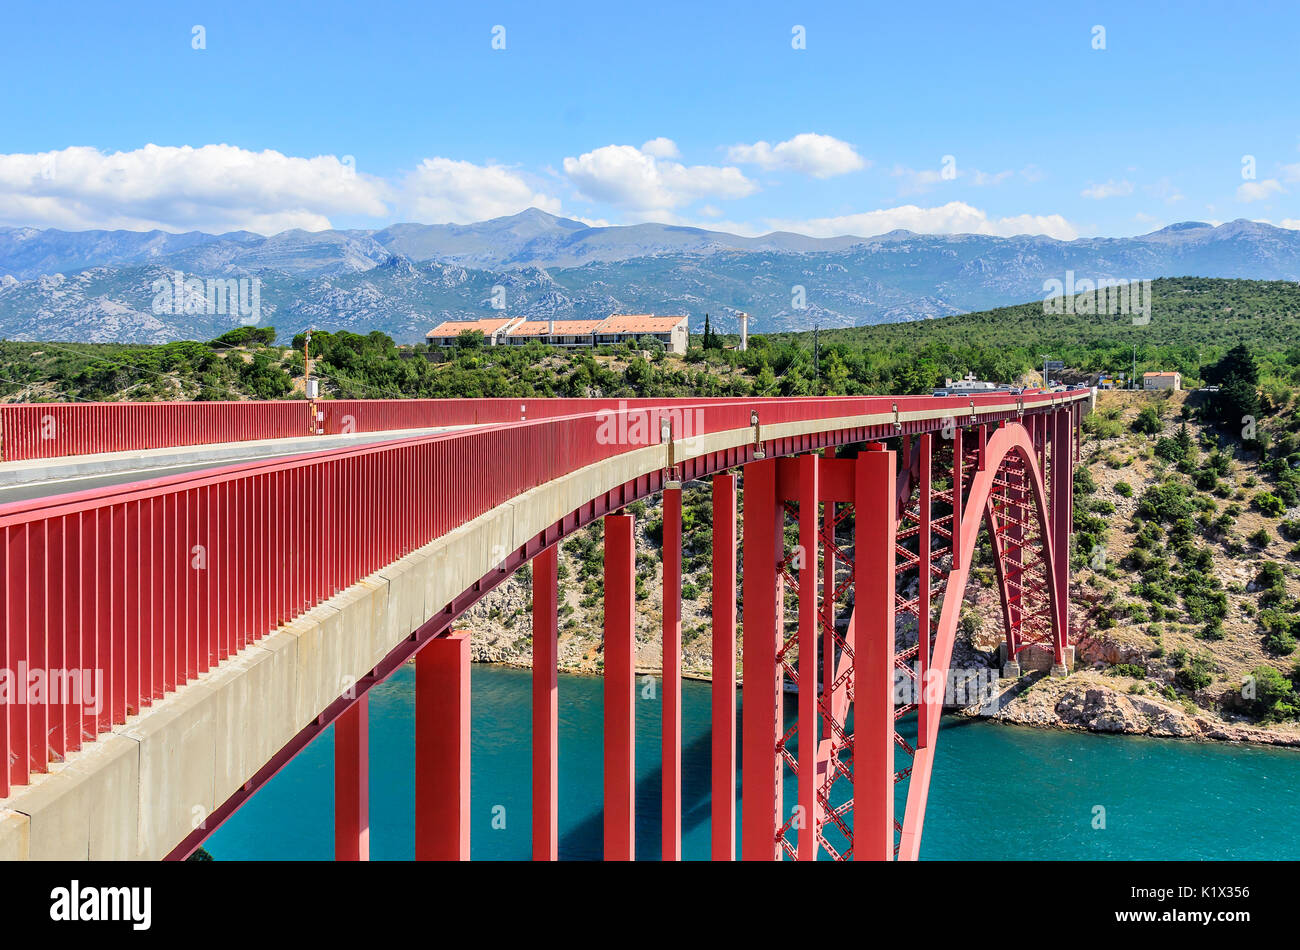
left=1, top=0, right=1297, bottom=238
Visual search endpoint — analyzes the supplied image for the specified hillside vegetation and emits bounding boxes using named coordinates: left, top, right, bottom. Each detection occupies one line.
left=5, top=278, right=1300, bottom=407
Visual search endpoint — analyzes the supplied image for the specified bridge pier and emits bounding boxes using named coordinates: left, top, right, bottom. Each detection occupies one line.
left=796, top=453, right=819, bottom=861
left=415, top=631, right=471, bottom=860
left=603, top=514, right=636, bottom=861
left=334, top=695, right=369, bottom=861
left=710, top=473, right=737, bottom=861
left=855, top=447, right=897, bottom=862
left=917, top=433, right=933, bottom=748
left=741, top=457, right=783, bottom=862
left=661, top=482, right=683, bottom=861
left=531, top=544, right=559, bottom=861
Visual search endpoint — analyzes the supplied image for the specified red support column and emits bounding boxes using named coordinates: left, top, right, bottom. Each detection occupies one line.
left=532, top=544, right=559, bottom=861
left=855, top=448, right=896, bottom=861
left=822, top=495, right=836, bottom=742
left=1037, top=413, right=1048, bottom=488
left=742, top=458, right=783, bottom=861
left=917, top=433, right=932, bottom=748
left=662, top=481, right=683, bottom=861
left=797, top=453, right=819, bottom=860
left=415, top=631, right=471, bottom=860
left=603, top=513, right=636, bottom=861
left=1051, top=411, right=1072, bottom=667
left=711, top=473, right=737, bottom=861
left=334, top=695, right=369, bottom=861
left=951, top=426, right=964, bottom=571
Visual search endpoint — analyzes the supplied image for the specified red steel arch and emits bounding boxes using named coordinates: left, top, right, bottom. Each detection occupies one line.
left=897, top=420, right=1063, bottom=860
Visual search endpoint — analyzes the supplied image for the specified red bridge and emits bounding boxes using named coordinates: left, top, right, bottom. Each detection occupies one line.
left=0, top=391, right=1086, bottom=861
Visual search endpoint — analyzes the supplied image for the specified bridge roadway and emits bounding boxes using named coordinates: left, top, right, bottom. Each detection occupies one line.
left=0, top=425, right=471, bottom=504
left=0, top=391, right=1089, bottom=861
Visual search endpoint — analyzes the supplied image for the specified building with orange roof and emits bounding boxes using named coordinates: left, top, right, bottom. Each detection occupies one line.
left=427, top=313, right=691, bottom=354
left=1142, top=371, right=1181, bottom=391
left=425, top=316, right=523, bottom=347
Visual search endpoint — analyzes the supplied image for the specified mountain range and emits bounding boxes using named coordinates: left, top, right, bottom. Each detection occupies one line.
left=0, top=210, right=1297, bottom=344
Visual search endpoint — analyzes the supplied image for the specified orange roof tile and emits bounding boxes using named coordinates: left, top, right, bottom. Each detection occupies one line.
left=505, top=319, right=605, bottom=337
left=595, top=314, right=688, bottom=334
left=426, top=317, right=519, bottom=338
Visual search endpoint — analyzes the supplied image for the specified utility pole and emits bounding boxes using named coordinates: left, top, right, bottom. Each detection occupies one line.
left=1040, top=353, right=1050, bottom=389
left=1132, top=344, right=1137, bottom=390
left=304, top=328, right=318, bottom=432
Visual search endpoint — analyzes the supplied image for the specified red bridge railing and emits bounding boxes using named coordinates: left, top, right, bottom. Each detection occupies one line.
left=2, top=397, right=791, bottom=461
left=0, top=392, right=1086, bottom=799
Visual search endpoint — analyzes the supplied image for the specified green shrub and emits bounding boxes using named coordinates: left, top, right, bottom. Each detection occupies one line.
left=1137, top=481, right=1196, bottom=525
left=1110, top=663, right=1146, bottom=678
left=1255, top=493, right=1286, bottom=517
left=1247, top=665, right=1298, bottom=721
left=1175, top=654, right=1214, bottom=691
left=1132, top=406, right=1163, bottom=435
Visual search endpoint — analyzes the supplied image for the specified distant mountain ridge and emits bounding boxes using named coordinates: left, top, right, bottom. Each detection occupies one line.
left=0, top=211, right=1297, bottom=343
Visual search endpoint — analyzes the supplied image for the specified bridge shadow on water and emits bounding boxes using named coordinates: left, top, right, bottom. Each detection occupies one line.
left=553, top=687, right=920, bottom=861
left=558, top=713, right=727, bottom=861
left=555, top=688, right=872, bottom=860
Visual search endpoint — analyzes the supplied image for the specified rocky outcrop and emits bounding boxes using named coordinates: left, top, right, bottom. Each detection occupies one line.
left=1053, top=687, right=1200, bottom=736
left=1074, top=635, right=1149, bottom=669
left=972, top=674, right=1300, bottom=746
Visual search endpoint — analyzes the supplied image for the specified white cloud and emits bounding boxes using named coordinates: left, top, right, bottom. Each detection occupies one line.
left=1279, top=163, right=1300, bottom=182
left=727, top=133, right=866, bottom=178
left=562, top=143, right=756, bottom=210
left=640, top=137, right=680, bottom=159
left=1281, top=219, right=1300, bottom=230
left=0, top=144, right=570, bottom=232
left=1080, top=179, right=1134, bottom=199
left=0, top=144, right=390, bottom=233
left=1237, top=178, right=1285, bottom=202
left=766, top=201, right=1078, bottom=240
left=400, top=157, right=562, bottom=223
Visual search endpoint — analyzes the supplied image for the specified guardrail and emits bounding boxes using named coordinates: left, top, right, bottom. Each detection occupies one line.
left=0, top=391, right=1087, bottom=798
left=1, top=397, right=825, bottom=461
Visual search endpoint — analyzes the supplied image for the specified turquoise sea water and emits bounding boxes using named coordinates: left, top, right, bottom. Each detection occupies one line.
left=205, top=664, right=1300, bottom=860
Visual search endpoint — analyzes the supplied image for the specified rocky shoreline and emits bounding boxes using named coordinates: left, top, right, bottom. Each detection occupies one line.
left=964, top=671, right=1300, bottom=748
